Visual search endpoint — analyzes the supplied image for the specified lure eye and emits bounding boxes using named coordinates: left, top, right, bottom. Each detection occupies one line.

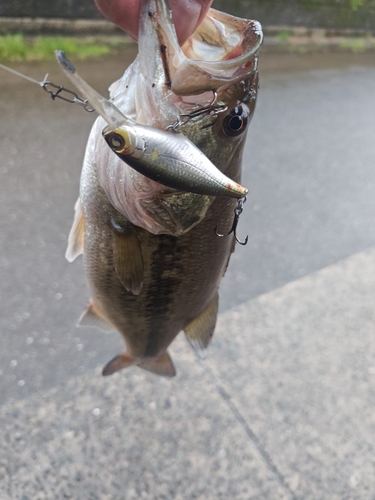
left=109, top=134, right=125, bottom=151
left=223, top=105, right=250, bottom=136
left=104, top=127, right=136, bottom=156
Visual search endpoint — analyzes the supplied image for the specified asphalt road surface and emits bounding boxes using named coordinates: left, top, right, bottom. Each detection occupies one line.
left=1, top=47, right=375, bottom=499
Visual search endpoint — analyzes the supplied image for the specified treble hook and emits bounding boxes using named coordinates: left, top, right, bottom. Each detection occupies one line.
left=167, top=91, right=227, bottom=132
left=215, top=197, right=248, bottom=246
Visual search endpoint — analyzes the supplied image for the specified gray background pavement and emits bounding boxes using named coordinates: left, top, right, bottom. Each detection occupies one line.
left=1, top=47, right=375, bottom=498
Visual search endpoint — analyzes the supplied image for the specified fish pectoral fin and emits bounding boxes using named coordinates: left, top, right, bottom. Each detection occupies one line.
left=184, top=293, right=219, bottom=359
left=65, top=198, right=85, bottom=262
left=139, top=352, right=176, bottom=378
left=102, top=353, right=134, bottom=376
left=78, top=300, right=114, bottom=332
left=111, top=219, right=144, bottom=296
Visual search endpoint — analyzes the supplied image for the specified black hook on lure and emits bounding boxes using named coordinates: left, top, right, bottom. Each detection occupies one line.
left=215, top=196, right=249, bottom=246
left=167, top=91, right=228, bottom=132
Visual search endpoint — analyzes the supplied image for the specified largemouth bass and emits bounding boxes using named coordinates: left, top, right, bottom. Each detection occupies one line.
left=63, top=0, right=262, bottom=377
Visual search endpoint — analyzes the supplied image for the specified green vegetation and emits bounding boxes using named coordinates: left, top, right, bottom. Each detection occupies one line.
left=0, top=35, right=129, bottom=62
left=339, top=38, right=366, bottom=51
left=350, top=0, right=365, bottom=10
left=276, top=30, right=294, bottom=43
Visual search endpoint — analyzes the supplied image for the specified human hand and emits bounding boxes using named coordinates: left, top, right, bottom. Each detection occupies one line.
left=94, top=0, right=213, bottom=44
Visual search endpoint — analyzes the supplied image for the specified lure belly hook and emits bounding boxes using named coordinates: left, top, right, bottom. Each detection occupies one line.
left=215, top=197, right=249, bottom=245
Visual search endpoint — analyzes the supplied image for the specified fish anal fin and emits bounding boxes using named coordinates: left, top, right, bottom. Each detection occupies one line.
left=102, top=353, right=134, bottom=376
left=139, top=351, right=176, bottom=378
left=78, top=300, right=114, bottom=332
left=184, top=293, right=219, bottom=359
left=65, top=198, right=85, bottom=263
left=111, top=219, right=144, bottom=296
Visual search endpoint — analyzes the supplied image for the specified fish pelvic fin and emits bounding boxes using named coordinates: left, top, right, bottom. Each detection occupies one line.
left=184, top=293, right=219, bottom=359
left=139, top=351, right=176, bottom=378
left=102, top=353, right=135, bottom=376
left=111, top=218, right=144, bottom=296
left=78, top=300, right=114, bottom=332
left=65, top=198, right=84, bottom=262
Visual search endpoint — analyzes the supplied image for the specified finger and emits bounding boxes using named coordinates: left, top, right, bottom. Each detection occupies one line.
left=94, top=0, right=213, bottom=44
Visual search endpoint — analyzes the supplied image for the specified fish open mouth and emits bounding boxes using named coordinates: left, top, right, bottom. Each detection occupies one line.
left=149, top=0, right=263, bottom=96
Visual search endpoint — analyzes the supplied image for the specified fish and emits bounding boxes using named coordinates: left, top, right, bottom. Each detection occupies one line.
left=61, top=0, right=263, bottom=377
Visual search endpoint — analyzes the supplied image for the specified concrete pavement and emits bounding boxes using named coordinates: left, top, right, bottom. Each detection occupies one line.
left=2, top=248, right=375, bottom=499
left=1, top=49, right=375, bottom=498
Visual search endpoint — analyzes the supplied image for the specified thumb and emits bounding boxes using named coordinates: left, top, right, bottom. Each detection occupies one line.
left=94, top=0, right=213, bottom=44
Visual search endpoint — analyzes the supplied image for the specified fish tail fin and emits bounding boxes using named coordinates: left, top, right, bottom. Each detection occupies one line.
left=102, top=353, right=134, bottom=376
left=102, top=351, right=176, bottom=378
left=138, top=351, right=176, bottom=378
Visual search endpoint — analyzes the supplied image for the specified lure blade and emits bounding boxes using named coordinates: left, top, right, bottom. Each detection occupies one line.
left=55, top=50, right=127, bottom=128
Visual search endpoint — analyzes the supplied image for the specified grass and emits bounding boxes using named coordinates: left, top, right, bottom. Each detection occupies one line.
left=272, top=29, right=374, bottom=53
left=339, top=38, right=366, bottom=51
left=0, top=34, right=129, bottom=62
left=275, top=30, right=294, bottom=43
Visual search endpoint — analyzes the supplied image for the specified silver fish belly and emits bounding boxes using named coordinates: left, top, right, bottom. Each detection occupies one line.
left=65, top=0, right=262, bottom=377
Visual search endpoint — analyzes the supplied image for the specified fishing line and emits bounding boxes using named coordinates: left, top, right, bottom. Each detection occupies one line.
left=0, top=63, right=42, bottom=85
left=0, top=62, right=94, bottom=112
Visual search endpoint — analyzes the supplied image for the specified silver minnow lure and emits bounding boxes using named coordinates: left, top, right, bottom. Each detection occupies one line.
left=55, top=50, right=248, bottom=199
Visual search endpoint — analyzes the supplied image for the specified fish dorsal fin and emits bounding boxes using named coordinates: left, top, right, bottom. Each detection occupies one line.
left=139, top=351, right=176, bottom=378
left=184, top=293, right=219, bottom=359
left=78, top=300, right=114, bottom=332
left=111, top=218, right=144, bottom=296
left=65, top=198, right=85, bottom=263
left=102, top=353, right=135, bottom=376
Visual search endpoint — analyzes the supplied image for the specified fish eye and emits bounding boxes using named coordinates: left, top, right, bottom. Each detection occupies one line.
left=223, top=105, right=250, bottom=136
left=109, top=134, right=125, bottom=151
